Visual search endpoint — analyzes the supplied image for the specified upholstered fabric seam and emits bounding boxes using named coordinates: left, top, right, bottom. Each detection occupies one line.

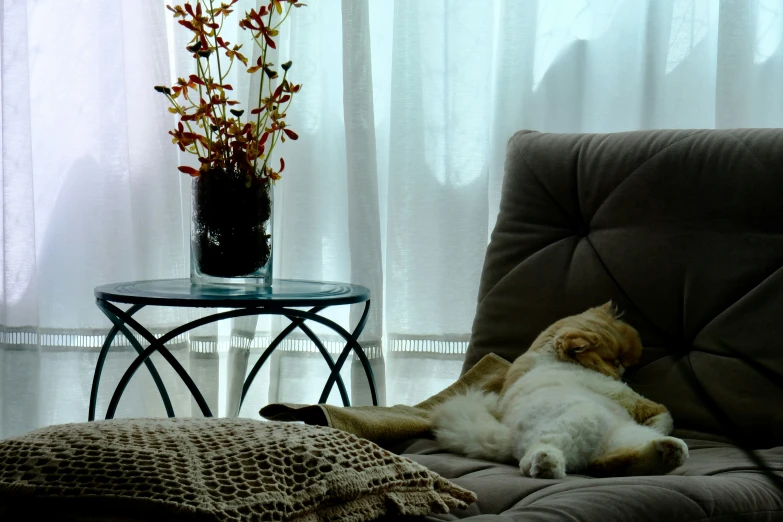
left=705, top=474, right=717, bottom=519
left=685, top=344, right=783, bottom=389
left=509, top=504, right=582, bottom=521
left=590, top=130, right=706, bottom=224
left=513, top=140, right=576, bottom=227
left=454, top=468, right=524, bottom=479
left=582, top=233, right=670, bottom=344
left=516, top=483, right=711, bottom=516
left=689, top=508, right=783, bottom=522
left=477, top=235, right=576, bottom=308
left=725, top=130, right=775, bottom=179
left=702, top=467, right=783, bottom=476
left=679, top=268, right=688, bottom=348
left=678, top=354, right=779, bottom=473
left=682, top=352, right=724, bottom=434
left=691, top=263, right=783, bottom=348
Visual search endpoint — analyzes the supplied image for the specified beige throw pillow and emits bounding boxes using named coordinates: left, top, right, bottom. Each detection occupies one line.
left=0, top=418, right=476, bottom=521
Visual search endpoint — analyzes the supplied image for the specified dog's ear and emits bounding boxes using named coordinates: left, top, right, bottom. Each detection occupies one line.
left=616, top=322, right=643, bottom=367
left=554, top=328, right=597, bottom=360
left=599, top=300, right=622, bottom=318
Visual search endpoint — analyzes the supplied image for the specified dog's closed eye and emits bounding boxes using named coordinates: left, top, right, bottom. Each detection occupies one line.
left=567, top=345, right=589, bottom=357
left=554, top=329, right=597, bottom=360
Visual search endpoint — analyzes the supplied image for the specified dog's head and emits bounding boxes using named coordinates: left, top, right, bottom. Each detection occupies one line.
left=545, top=302, right=642, bottom=379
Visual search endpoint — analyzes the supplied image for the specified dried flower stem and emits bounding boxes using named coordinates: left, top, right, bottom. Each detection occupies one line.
left=156, top=0, right=304, bottom=181
left=252, top=8, right=275, bottom=174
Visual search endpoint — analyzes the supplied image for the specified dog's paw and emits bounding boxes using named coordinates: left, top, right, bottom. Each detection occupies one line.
left=644, top=411, right=674, bottom=435
left=654, top=437, right=689, bottom=469
left=520, top=447, right=566, bottom=479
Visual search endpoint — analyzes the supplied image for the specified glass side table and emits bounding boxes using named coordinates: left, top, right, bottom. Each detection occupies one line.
left=89, top=279, right=376, bottom=421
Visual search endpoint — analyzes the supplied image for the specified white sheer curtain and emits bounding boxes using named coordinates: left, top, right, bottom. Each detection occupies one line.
left=2, top=0, right=783, bottom=439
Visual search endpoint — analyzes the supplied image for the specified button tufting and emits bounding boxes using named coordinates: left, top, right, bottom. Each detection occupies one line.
left=574, top=223, right=590, bottom=237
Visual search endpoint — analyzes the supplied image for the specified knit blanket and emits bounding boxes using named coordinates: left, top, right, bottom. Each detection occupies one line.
left=0, top=418, right=476, bottom=521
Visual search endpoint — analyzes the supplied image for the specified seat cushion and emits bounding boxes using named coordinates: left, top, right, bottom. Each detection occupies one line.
left=464, top=129, right=783, bottom=448
left=390, top=438, right=783, bottom=521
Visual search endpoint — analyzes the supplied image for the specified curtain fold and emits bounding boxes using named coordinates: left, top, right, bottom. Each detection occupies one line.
left=2, top=0, right=783, bottom=438
left=341, top=0, right=385, bottom=407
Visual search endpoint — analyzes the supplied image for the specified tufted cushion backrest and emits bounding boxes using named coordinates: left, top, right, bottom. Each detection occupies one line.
left=464, top=129, right=783, bottom=448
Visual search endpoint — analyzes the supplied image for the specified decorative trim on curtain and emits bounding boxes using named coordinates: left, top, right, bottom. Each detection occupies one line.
left=225, top=334, right=384, bottom=360
left=0, top=328, right=383, bottom=360
left=388, top=335, right=470, bottom=355
left=0, top=328, right=190, bottom=350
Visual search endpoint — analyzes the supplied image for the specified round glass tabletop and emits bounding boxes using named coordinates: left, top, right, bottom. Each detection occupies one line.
left=95, top=279, right=370, bottom=308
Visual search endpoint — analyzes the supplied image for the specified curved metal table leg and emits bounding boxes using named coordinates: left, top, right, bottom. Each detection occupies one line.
left=239, top=307, right=319, bottom=410
left=90, top=303, right=143, bottom=421
left=93, top=301, right=175, bottom=420
left=238, top=306, right=350, bottom=412
left=319, top=300, right=377, bottom=406
left=295, top=321, right=351, bottom=406
left=101, top=301, right=213, bottom=420
left=90, top=302, right=175, bottom=421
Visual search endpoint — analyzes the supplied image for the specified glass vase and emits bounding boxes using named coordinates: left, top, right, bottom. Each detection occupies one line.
left=190, top=168, right=273, bottom=286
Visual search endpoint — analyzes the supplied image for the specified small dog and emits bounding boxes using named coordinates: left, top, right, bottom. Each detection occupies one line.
left=432, top=302, right=688, bottom=478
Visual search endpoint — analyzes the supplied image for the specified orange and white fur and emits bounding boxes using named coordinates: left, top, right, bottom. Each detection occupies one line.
left=432, top=303, right=688, bottom=478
